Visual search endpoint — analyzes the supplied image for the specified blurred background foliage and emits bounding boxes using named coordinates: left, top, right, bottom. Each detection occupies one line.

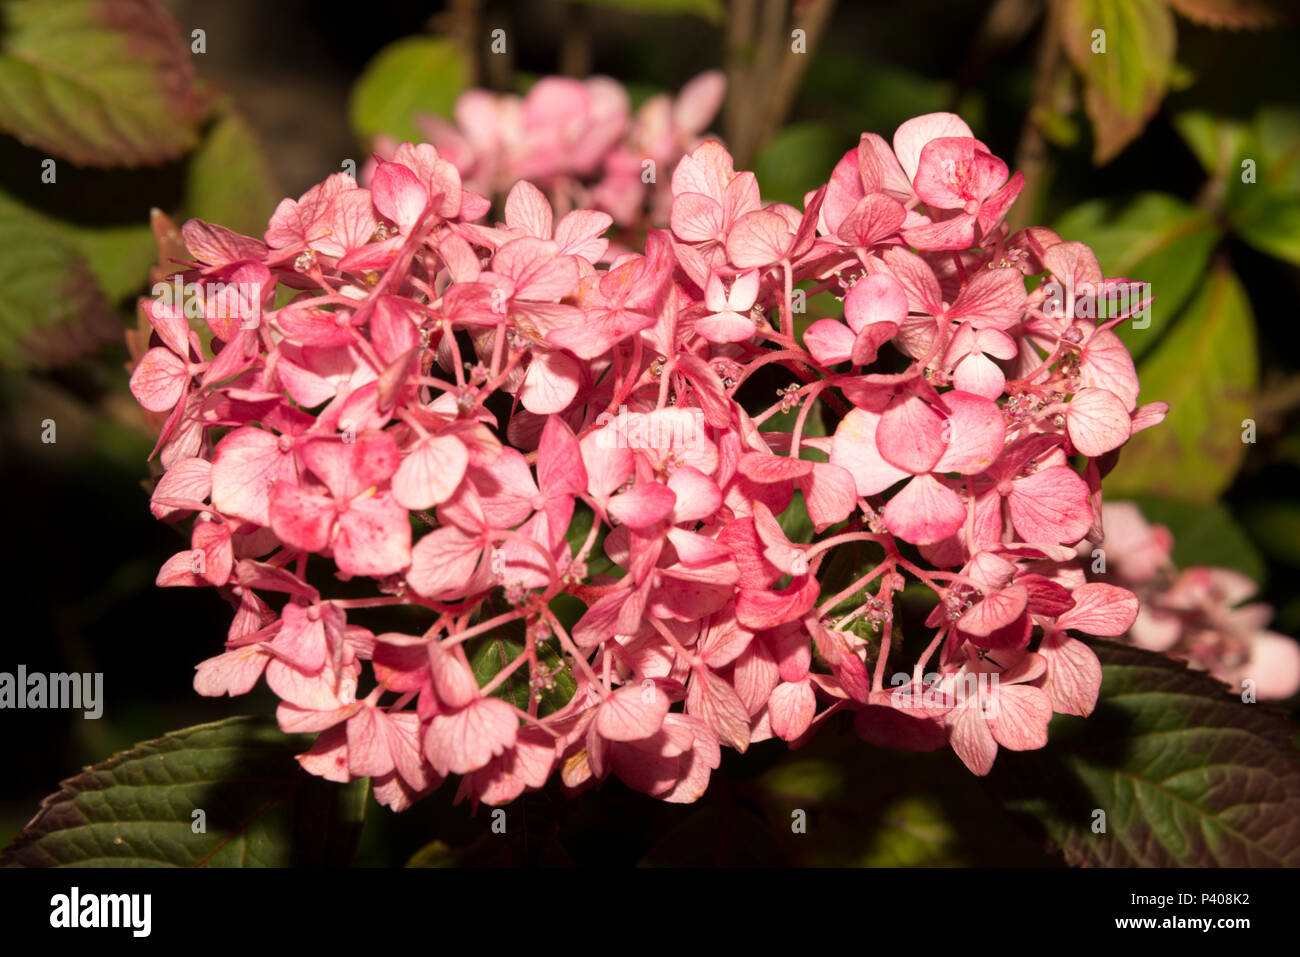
left=2, top=0, right=1299, bottom=866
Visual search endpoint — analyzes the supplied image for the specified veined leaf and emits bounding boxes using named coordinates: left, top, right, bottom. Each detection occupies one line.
left=1104, top=264, right=1257, bottom=503
left=1061, top=0, right=1177, bottom=163
left=0, top=189, right=118, bottom=369
left=991, top=641, right=1300, bottom=866
left=0, top=0, right=208, bottom=166
left=0, top=716, right=368, bottom=867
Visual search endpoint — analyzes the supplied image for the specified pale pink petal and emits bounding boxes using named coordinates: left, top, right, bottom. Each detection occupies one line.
left=670, top=192, right=723, bottom=243
left=596, top=683, right=671, bottom=742
left=392, top=435, right=469, bottom=511
left=883, top=474, right=967, bottom=545
left=953, top=352, right=1006, bottom=398
left=1067, top=387, right=1132, bottom=457
left=845, top=272, right=908, bottom=333
left=130, top=347, right=188, bottom=412
left=1038, top=633, right=1102, bottom=717
left=371, top=161, right=428, bottom=233
left=946, top=698, right=997, bottom=775
left=685, top=668, right=751, bottom=752
left=893, top=112, right=974, bottom=183
left=933, top=390, right=1006, bottom=474
left=334, top=491, right=411, bottom=577
left=1008, top=466, right=1091, bottom=544
left=667, top=466, right=723, bottom=524
left=988, top=685, right=1052, bottom=751
left=504, top=180, right=554, bottom=239
left=1057, top=582, right=1139, bottom=636
left=877, top=395, right=947, bottom=474
left=407, top=526, right=485, bottom=599
left=959, top=584, right=1028, bottom=637
left=768, top=679, right=816, bottom=741
left=830, top=408, right=909, bottom=496
left=609, top=482, right=677, bottom=528
left=1243, top=633, right=1300, bottom=700
left=726, top=208, right=790, bottom=268
left=804, top=319, right=856, bottom=365
left=424, top=697, right=518, bottom=776
left=520, top=349, right=581, bottom=414
left=798, top=462, right=857, bottom=531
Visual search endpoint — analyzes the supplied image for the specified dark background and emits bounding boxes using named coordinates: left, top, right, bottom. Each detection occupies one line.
left=2, top=0, right=1297, bottom=865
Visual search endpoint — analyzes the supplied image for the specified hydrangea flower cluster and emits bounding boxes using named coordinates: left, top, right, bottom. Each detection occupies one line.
left=369, top=72, right=726, bottom=229
left=1088, top=502, right=1300, bottom=700
left=129, top=108, right=1166, bottom=810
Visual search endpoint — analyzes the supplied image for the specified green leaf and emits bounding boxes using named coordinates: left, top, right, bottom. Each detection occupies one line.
left=0, top=0, right=207, bottom=166
left=186, top=109, right=280, bottom=238
left=1182, top=107, right=1300, bottom=264
left=1060, top=0, right=1177, bottom=163
left=0, top=189, right=117, bottom=369
left=1236, top=197, right=1300, bottom=266
left=1053, top=193, right=1220, bottom=359
left=350, top=37, right=467, bottom=146
left=467, top=626, right=576, bottom=715
left=573, top=0, right=724, bottom=20
left=1234, top=123, right=1300, bottom=259
left=1174, top=110, right=1248, bottom=180
left=991, top=640, right=1300, bottom=866
left=1105, top=264, right=1257, bottom=503
left=405, top=839, right=464, bottom=867
left=0, top=716, right=368, bottom=867
left=758, top=758, right=963, bottom=866
left=1241, top=500, right=1300, bottom=569
left=752, top=122, right=842, bottom=209
left=857, top=795, right=961, bottom=867
left=1125, top=496, right=1266, bottom=582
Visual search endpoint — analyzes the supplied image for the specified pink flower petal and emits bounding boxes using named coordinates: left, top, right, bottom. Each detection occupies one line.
left=882, top=474, right=966, bottom=545
left=1067, top=387, right=1132, bottom=457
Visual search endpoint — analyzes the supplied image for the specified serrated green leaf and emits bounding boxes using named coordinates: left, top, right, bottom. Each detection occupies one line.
left=990, top=640, right=1300, bottom=866
left=0, top=0, right=207, bottom=166
left=186, top=108, right=280, bottom=238
left=1053, top=193, right=1220, bottom=359
left=1061, top=0, right=1177, bottom=163
left=1105, top=265, right=1257, bottom=502
left=350, top=37, right=467, bottom=146
left=0, top=716, right=368, bottom=867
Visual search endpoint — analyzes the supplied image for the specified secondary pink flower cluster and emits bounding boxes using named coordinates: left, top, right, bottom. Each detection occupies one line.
left=1086, top=502, right=1300, bottom=699
left=369, top=71, right=726, bottom=229
left=130, top=109, right=1166, bottom=810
